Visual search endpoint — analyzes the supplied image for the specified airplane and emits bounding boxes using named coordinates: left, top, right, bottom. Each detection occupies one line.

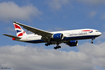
left=3, top=21, right=102, bottom=49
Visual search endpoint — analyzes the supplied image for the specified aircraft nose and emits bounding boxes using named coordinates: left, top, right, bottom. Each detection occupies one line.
left=99, top=32, right=102, bottom=36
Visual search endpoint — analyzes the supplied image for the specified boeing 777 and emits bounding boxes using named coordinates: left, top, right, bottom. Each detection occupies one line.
left=3, top=22, right=102, bottom=49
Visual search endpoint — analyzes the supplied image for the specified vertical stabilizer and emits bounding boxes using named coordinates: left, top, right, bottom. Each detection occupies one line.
left=13, top=22, right=27, bottom=37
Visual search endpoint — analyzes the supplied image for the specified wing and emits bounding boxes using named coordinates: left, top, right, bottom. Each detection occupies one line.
left=3, top=34, right=21, bottom=39
left=13, top=22, right=53, bottom=37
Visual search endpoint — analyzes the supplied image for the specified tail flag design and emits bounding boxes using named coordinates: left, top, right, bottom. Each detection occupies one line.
left=13, top=23, right=27, bottom=37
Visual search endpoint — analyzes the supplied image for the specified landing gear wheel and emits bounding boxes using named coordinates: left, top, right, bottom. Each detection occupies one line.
left=91, top=41, right=93, bottom=44
left=45, top=44, right=48, bottom=46
left=54, top=46, right=61, bottom=50
left=54, top=47, right=57, bottom=49
left=45, top=43, right=52, bottom=46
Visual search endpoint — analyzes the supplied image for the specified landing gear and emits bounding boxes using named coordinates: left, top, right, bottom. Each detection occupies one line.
left=45, top=43, right=52, bottom=46
left=54, top=46, right=61, bottom=50
left=54, top=43, right=61, bottom=50
left=45, top=42, right=61, bottom=50
left=91, top=41, right=93, bottom=44
left=45, top=43, right=49, bottom=46
left=91, top=38, right=95, bottom=44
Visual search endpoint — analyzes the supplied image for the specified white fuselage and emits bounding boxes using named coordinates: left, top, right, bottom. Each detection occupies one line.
left=3, top=22, right=102, bottom=49
left=18, top=29, right=101, bottom=43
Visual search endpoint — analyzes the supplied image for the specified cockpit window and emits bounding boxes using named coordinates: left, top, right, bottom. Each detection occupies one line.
left=96, top=31, right=99, bottom=32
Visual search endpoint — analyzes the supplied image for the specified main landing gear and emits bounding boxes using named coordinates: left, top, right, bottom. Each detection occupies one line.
left=45, top=43, right=51, bottom=46
left=54, top=46, right=61, bottom=50
left=54, top=43, right=61, bottom=50
left=45, top=43, right=61, bottom=50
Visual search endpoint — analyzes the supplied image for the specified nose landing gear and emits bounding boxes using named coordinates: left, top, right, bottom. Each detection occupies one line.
left=91, top=41, right=93, bottom=44
left=91, top=38, right=95, bottom=44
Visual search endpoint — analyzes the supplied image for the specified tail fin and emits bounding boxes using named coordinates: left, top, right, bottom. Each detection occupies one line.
left=13, top=22, right=27, bottom=37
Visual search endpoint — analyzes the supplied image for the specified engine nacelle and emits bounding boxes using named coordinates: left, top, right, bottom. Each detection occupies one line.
left=66, top=40, right=78, bottom=47
left=52, top=33, right=63, bottom=40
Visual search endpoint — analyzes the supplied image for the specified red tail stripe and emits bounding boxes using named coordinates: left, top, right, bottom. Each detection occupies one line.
left=17, top=31, right=25, bottom=37
left=14, top=24, right=21, bottom=29
left=18, top=33, right=23, bottom=36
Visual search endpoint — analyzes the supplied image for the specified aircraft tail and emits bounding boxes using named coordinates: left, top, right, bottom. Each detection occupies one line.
left=13, top=22, right=27, bottom=37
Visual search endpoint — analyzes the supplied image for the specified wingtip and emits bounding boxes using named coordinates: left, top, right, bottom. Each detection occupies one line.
left=3, top=34, right=8, bottom=36
left=13, top=21, right=17, bottom=23
left=3, top=34, right=6, bottom=35
left=13, top=21, right=21, bottom=25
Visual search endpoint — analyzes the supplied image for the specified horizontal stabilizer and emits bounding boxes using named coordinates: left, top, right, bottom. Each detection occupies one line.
left=3, top=34, right=21, bottom=39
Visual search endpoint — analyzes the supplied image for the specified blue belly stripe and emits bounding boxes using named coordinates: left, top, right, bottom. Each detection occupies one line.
left=25, top=40, right=44, bottom=43
left=25, top=35, right=100, bottom=43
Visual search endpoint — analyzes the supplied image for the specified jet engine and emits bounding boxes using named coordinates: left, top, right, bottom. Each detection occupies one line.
left=52, top=33, right=63, bottom=40
left=65, top=40, right=78, bottom=47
